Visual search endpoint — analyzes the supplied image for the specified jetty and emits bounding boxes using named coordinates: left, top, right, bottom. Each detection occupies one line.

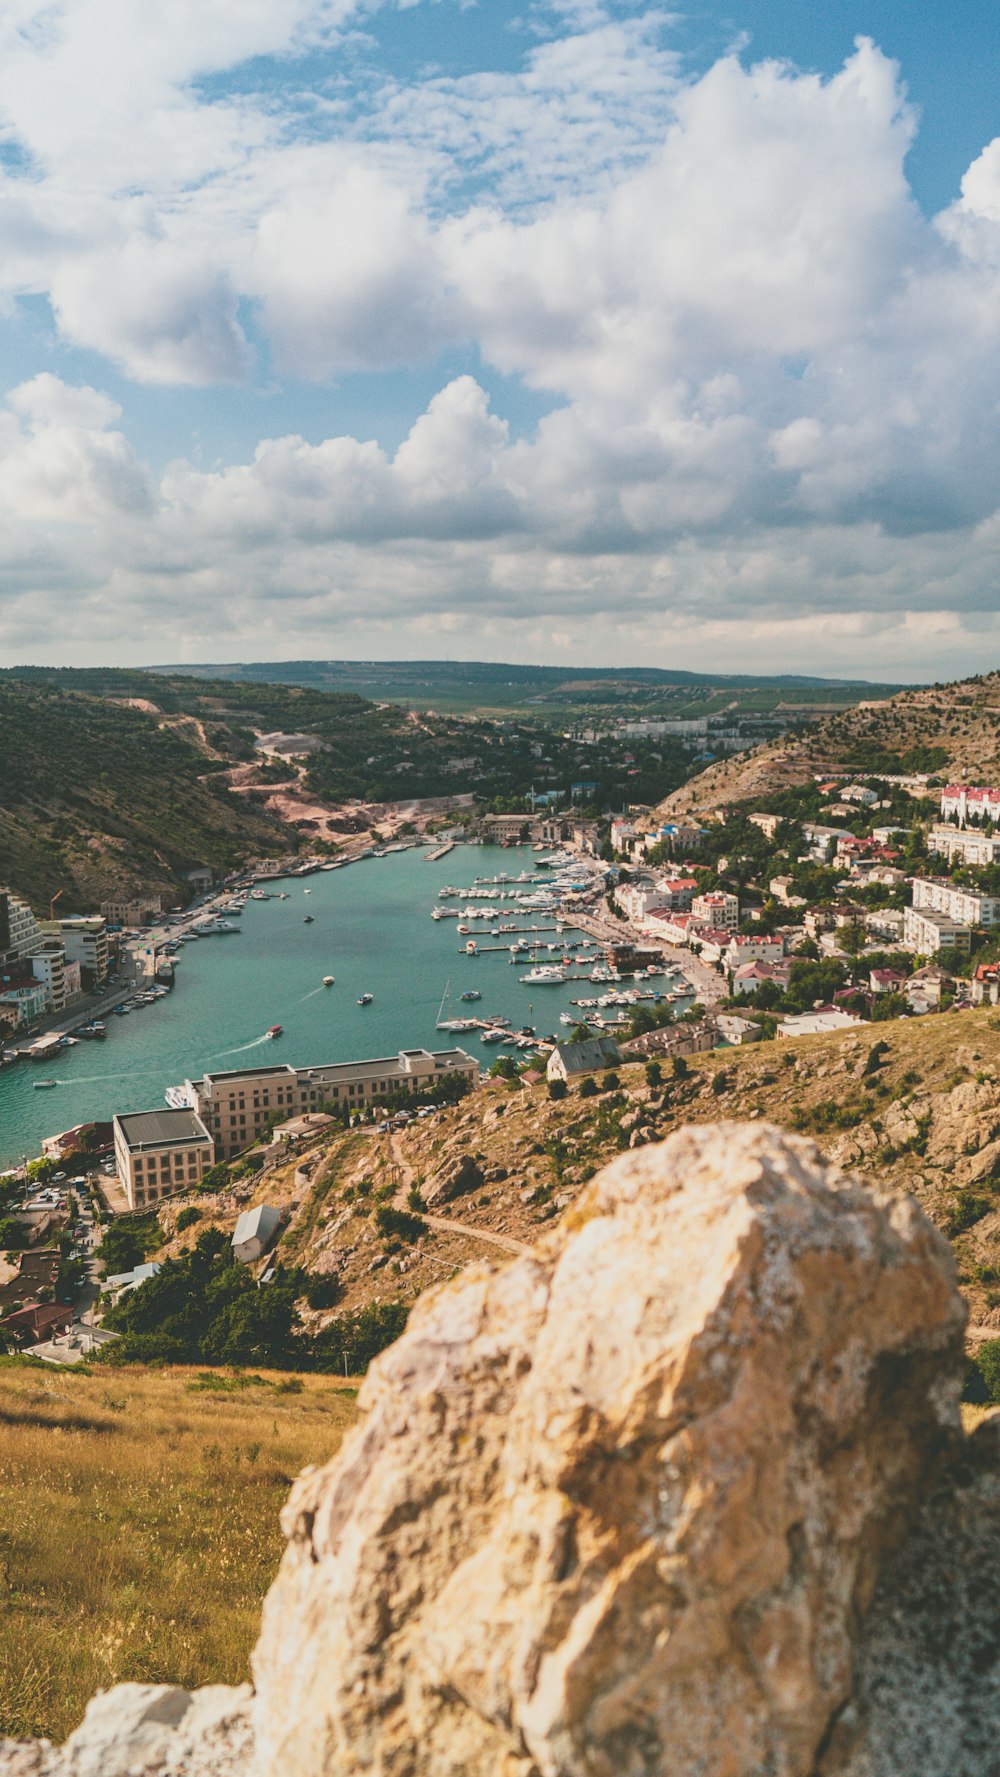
left=424, top=842, right=456, bottom=862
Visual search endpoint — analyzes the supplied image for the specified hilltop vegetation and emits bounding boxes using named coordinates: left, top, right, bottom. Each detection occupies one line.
left=0, top=1358, right=356, bottom=1743
left=658, top=669, right=1000, bottom=818
left=0, top=677, right=287, bottom=911
left=139, top=657, right=900, bottom=718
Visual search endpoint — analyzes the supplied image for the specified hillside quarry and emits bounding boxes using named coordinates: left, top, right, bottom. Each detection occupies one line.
left=4, top=1122, right=1000, bottom=1777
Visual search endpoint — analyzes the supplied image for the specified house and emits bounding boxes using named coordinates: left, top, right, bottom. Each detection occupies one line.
left=232, top=1204, right=283, bottom=1264
left=840, top=784, right=880, bottom=807
left=688, top=926, right=734, bottom=962
left=905, top=965, right=952, bottom=1009
left=776, top=1009, right=868, bottom=1039
left=870, top=968, right=907, bottom=996
left=971, top=964, right=1000, bottom=1007
left=716, top=1014, right=762, bottom=1045
left=104, top=1261, right=162, bottom=1296
left=642, top=910, right=695, bottom=945
left=732, top=960, right=792, bottom=997
left=0, top=1302, right=74, bottom=1345
left=547, top=1038, right=622, bottom=1084
left=748, top=814, right=782, bottom=840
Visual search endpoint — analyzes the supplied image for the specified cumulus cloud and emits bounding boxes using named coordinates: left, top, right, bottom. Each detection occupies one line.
left=0, top=9, right=997, bottom=673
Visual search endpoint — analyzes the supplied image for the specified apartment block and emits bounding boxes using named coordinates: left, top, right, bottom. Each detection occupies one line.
left=691, top=891, right=739, bottom=932
left=0, top=890, right=45, bottom=965
left=902, top=906, right=972, bottom=956
left=912, top=877, right=1000, bottom=929
left=113, top=1109, right=215, bottom=1211
left=56, top=916, right=110, bottom=987
left=927, top=825, right=1000, bottom=868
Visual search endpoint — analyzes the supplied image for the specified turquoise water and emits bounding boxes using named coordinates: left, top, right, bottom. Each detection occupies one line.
left=0, top=846, right=628, bottom=1166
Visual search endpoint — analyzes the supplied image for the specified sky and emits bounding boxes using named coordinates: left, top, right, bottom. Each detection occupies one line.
left=0, top=1, right=998, bottom=680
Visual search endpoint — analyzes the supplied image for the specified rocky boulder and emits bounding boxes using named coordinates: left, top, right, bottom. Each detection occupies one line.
left=423, top=1151, right=485, bottom=1208
left=252, top=1121, right=967, bottom=1777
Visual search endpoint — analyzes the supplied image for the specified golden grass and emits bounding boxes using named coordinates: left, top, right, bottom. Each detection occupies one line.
left=0, top=1357, right=357, bottom=1744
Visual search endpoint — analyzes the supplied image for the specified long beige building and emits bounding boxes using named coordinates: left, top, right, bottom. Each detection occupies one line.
left=169, top=1046, right=478, bottom=1159
left=911, top=876, right=1000, bottom=928
left=902, top=906, right=972, bottom=956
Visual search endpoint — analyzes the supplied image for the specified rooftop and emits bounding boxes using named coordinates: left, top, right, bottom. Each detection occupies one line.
left=115, top=1109, right=212, bottom=1151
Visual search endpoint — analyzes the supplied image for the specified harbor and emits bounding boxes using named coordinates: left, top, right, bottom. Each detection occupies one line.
left=0, top=844, right=694, bottom=1167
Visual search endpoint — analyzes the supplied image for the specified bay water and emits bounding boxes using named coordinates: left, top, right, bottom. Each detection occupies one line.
left=0, top=845, right=644, bottom=1167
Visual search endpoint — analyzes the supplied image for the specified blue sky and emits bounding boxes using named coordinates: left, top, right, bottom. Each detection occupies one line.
left=0, top=0, right=997, bottom=679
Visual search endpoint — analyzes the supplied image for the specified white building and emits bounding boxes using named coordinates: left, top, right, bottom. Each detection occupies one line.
left=940, top=785, right=1000, bottom=827
left=911, top=877, right=1000, bottom=928
left=55, top=917, right=110, bottom=986
left=29, top=942, right=70, bottom=1014
left=777, top=1009, right=868, bottom=1039
left=927, top=825, right=1000, bottom=867
left=691, top=891, right=739, bottom=932
left=232, top=1204, right=283, bottom=1264
left=614, top=880, right=660, bottom=922
left=0, top=890, right=45, bottom=965
left=902, top=906, right=972, bottom=956
left=840, top=784, right=880, bottom=807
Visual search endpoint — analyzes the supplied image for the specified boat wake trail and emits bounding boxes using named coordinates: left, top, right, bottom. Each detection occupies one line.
left=211, top=1034, right=274, bottom=1059
left=298, top=987, right=325, bottom=1002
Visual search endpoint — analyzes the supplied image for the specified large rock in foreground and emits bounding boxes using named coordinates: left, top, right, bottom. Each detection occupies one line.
left=252, top=1122, right=966, bottom=1777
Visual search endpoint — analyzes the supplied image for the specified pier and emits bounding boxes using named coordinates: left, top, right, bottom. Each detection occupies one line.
left=424, top=842, right=455, bottom=862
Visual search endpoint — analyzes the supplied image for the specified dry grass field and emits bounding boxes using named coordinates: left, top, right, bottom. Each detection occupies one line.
left=0, top=1358, right=356, bottom=1744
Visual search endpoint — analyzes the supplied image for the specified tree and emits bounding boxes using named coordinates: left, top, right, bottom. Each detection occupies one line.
left=26, top=1157, right=56, bottom=1183
left=579, top=1076, right=598, bottom=1098
left=671, top=1055, right=688, bottom=1079
left=548, top=1077, right=568, bottom=1100
left=644, top=1060, right=662, bottom=1087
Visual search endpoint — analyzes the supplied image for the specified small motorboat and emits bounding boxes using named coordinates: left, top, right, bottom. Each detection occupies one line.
left=33, top=1078, right=58, bottom=1089
left=460, top=989, right=482, bottom=1001
left=357, top=993, right=373, bottom=1006
left=268, top=1024, right=283, bottom=1038
left=304, top=915, right=314, bottom=923
left=323, top=975, right=335, bottom=987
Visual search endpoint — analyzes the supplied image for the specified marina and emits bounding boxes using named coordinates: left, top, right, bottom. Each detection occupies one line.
left=0, top=846, right=698, bottom=1166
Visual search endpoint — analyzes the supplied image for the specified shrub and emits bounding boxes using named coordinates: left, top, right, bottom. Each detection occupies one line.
left=644, top=1061, right=662, bottom=1087
left=671, top=1056, right=688, bottom=1079
left=943, top=1191, right=994, bottom=1237
left=304, top=1272, right=342, bottom=1310
left=601, top=1071, right=621, bottom=1092
left=547, top=1077, right=568, bottom=1100
left=374, top=1204, right=426, bottom=1244
left=175, top=1207, right=201, bottom=1233
left=578, top=1077, right=598, bottom=1098
left=965, top=1338, right=1000, bottom=1404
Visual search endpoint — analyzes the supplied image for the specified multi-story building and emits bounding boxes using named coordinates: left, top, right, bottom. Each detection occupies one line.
left=0, top=975, right=49, bottom=1028
left=691, top=891, right=739, bottom=932
left=113, top=1109, right=215, bottom=1211
left=614, top=880, right=660, bottom=922
left=101, top=895, right=163, bottom=928
left=656, top=876, right=698, bottom=911
left=903, top=906, right=972, bottom=956
left=927, top=825, right=1000, bottom=867
left=171, top=1047, right=479, bottom=1160
left=0, top=890, right=45, bottom=965
left=912, top=877, right=1000, bottom=929
left=940, top=786, right=1000, bottom=827
left=55, top=917, right=110, bottom=988
left=28, top=942, right=70, bottom=1014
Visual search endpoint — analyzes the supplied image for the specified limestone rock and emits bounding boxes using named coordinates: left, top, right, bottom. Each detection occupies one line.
left=423, top=1152, right=484, bottom=1208
left=252, top=1121, right=965, bottom=1777
left=1, top=1685, right=253, bottom=1777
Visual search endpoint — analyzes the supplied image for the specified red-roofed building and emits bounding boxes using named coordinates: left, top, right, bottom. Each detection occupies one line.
left=870, top=968, right=906, bottom=995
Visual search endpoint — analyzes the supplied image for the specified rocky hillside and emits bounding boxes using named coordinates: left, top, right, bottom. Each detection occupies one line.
left=158, top=1008, right=1000, bottom=1339
left=9, top=1123, right=1000, bottom=1776
left=656, top=668, right=1000, bottom=818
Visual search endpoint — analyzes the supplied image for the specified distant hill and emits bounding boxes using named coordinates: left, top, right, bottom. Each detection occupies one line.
left=141, top=657, right=906, bottom=716
left=656, top=670, right=1000, bottom=819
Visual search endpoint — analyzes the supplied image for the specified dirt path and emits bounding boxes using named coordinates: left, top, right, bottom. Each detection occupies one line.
left=423, top=1215, right=532, bottom=1256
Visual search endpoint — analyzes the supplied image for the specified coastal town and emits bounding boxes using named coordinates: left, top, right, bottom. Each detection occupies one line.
left=4, top=762, right=1000, bottom=1362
